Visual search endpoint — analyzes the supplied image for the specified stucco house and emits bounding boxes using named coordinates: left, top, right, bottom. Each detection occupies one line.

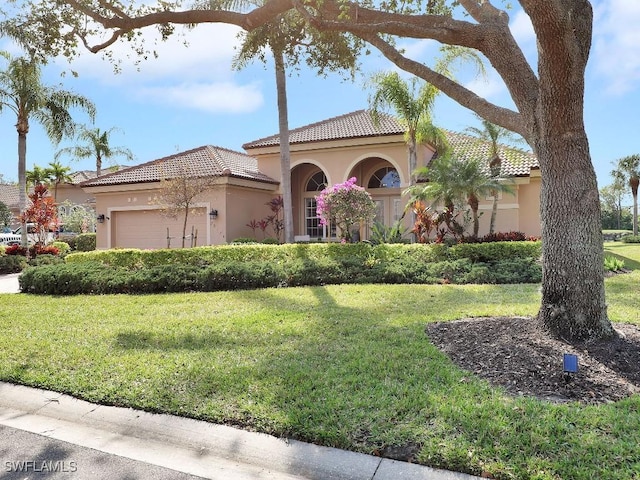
left=81, top=110, right=541, bottom=250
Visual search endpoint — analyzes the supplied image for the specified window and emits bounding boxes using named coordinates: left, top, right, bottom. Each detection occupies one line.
left=305, top=198, right=323, bottom=238
left=393, top=199, right=403, bottom=222
left=368, top=167, right=400, bottom=189
left=304, top=171, right=335, bottom=238
left=306, top=171, right=328, bottom=191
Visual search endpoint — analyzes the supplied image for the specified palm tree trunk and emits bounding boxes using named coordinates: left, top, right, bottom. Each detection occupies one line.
left=17, top=130, right=28, bottom=247
left=274, top=50, right=294, bottom=243
left=96, top=153, right=102, bottom=177
left=469, top=194, right=480, bottom=237
left=489, top=192, right=498, bottom=235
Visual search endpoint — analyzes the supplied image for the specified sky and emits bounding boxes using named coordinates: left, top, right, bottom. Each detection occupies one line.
left=0, top=0, right=639, bottom=198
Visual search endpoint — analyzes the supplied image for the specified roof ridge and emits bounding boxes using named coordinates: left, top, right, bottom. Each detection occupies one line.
left=242, top=110, right=368, bottom=148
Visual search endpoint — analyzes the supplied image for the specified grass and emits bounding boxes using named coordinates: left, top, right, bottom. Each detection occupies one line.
left=0, top=251, right=639, bottom=479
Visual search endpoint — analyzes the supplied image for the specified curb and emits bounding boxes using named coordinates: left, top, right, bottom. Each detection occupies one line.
left=0, top=382, right=480, bottom=480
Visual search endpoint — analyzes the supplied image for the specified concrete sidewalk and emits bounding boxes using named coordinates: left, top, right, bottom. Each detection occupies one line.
left=0, top=382, right=480, bottom=480
left=0, top=273, right=20, bottom=294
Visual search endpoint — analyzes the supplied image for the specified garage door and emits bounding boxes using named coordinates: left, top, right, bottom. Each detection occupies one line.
left=112, top=208, right=208, bottom=249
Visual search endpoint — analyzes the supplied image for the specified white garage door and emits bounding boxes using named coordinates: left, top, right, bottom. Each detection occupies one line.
left=112, top=208, right=208, bottom=249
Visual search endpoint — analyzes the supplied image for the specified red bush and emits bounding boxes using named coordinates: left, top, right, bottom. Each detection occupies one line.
left=29, top=244, right=60, bottom=257
left=4, top=244, right=28, bottom=256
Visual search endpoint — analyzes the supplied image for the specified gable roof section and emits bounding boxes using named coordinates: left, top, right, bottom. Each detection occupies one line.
left=242, top=110, right=404, bottom=149
left=68, top=166, right=130, bottom=184
left=243, top=109, right=538, bottom=177
left=80, top=146, right=279, bottom=187
left=444, top=131, right=539, bottom=177
left=0, top=184, right=19, bottom=208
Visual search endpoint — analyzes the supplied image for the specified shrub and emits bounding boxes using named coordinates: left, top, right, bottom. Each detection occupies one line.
left=29, top=244, right=60, bottom=257
left=449, top=241, right=542, bottom=263
left=57, top=234, right=78, bottom=250
left=604, top=256, right=626, bottom=272
left=200, top=261, right=283, bottom=291
left=621, top=235, right=640, bottom=244
left=24, top=241, right=543, bottom=295
left=262, top=237, right=280, bottom=244
left=28, top=254, right=64, bottom=267
left=231, top=238, right=259, bottom=244
left=478, top=231, right=528, bottom=243
left=4, top=244, right=28, bottom=256
left=76, top=233, right=96, bottom=252
left=0, top=255, right=27, bottom=274
left=51, top=241, right=71, bottom=257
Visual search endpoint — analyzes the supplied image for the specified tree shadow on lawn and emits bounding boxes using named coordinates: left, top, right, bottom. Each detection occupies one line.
left=107, top=285, right=640, bottom=478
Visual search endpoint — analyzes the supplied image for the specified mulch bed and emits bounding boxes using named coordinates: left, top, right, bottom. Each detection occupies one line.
left=426, top=316, right=640, bottom=404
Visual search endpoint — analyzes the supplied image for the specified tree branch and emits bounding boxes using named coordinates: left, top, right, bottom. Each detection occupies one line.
left=361, top=32, right=528, bottom=138
left=62, top=0, right=296, bottom=34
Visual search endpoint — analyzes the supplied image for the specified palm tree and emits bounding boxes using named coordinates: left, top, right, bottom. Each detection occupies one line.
left=25, top=165, right=51, bottom=191
left=369, top=72, right=449, bottom=185
left=46, top=160, right=73, bottom=202
left=0, top=54, right=95, bottom=246
left=465, top=116, right=524, bottom=234
left=231, top=4, right=357, bottom=243
left=409, top=153, right=514, bottom=238
left=56, top=125, right=134, bottom=177
left=611, top=154, right=640, bottom=236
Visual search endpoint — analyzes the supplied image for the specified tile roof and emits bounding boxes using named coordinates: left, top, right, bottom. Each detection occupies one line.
left=80, top=146, right=279, bottom=187
left=242, top=110, right=404, bottom=149
left=244, top=109, right=538, bottom=177
left=0, top=184, right=20, bottom=208
left=443, top=131, right=539, bottom=177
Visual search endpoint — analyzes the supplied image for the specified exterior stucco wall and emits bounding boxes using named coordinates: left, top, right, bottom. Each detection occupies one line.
left=55, top=184, right=95, bottom=207
left=251, top=137, right=436, bottom=238
left=88, top=179, right=278, bottom=249
left=223, top=185, right=277, bottom=242
left=517, top=174, right=542, bottom=237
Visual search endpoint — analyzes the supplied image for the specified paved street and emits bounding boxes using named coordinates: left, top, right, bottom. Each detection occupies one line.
left=1, top=425, right=206, bottom=480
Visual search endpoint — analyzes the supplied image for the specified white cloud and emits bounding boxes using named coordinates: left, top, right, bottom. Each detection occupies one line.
left=592, top=0, right=640, bottom=95
left=509, top=10, right=536, bottom=47
left=136, top=81, right=264, bottom=114
left=396, top=39, right=439, bottom=62
left=45, top=22, right=263, bottom=115
left=464, top=71, right=506, bottom=100
left=59, top=23, right=243, bottom=85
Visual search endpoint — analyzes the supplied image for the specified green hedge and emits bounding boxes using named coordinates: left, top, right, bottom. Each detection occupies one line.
left=20, top=241, right=542, bottom=295
left=0, top=255, right=28, bottom=274
left=621, top=235, right=640, bottom=243
left=65, top=241, right=541, bottom=269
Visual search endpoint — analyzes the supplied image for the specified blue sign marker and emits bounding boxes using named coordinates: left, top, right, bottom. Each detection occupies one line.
left=563, top=353, right=579, bottom=373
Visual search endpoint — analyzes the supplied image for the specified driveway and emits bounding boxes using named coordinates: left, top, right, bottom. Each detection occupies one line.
left=0, top=273, right=20, bottom=294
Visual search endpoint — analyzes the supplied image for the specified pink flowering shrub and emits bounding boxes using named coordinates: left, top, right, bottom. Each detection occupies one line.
left=316, top=177, right=377, bottom=242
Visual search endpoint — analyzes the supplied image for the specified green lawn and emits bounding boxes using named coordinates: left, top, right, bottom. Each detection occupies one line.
left=1, top=252, right=639, bottom=479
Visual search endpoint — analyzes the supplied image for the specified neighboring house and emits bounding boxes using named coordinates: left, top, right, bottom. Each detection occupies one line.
left=0, top=183, right=20, bottom=228
left=81, top=110, right=541, bottom=250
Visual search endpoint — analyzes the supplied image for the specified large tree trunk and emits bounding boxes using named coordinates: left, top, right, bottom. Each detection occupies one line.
left=533, top=1, right=613, bottom=341
left=631, top=179, right=638, bottom=236
left=535, top=136, right=614, bottom=341
left=274, top=50, right=294, bottom=243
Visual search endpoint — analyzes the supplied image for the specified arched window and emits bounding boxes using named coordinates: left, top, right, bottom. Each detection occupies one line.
left=306, top=171, right=328, bottom=191
left=368, top=167, right=400, bottom=188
